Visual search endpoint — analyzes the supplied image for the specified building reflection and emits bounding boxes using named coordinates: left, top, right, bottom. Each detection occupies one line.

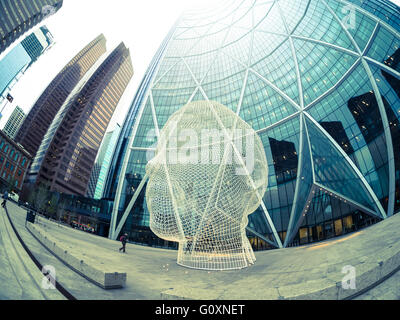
left=269, top=138, right=298, bottom=185
left=382, top=48, right=400, bottom=214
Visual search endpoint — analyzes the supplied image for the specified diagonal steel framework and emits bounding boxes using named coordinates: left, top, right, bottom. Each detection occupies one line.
left=321, top=0, right=396, bottom=217
left=109, top=0, right=400, bottom=245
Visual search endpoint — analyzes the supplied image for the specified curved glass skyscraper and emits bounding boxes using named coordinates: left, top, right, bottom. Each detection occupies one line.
left=106, top=0, right=400, bottom=250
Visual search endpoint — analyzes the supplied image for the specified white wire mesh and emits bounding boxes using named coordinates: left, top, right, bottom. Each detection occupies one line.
left=146, top=100, right=269, bottom=270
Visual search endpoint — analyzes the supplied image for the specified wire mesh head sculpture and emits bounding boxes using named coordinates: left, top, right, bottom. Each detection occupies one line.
left=146, top=100, right=268, bottom=270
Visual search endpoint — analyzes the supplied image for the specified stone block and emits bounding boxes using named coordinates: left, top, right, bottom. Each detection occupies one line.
left=27, top=223, right=126, bottom=289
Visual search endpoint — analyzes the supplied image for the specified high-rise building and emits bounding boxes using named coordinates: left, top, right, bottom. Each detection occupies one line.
left=25, top=42, right=133, bottom=196
left=0, top=0, right=63, bottom=55
left=21, top=26, right=54, bottom=67
left=0, top=43, right=31, bottom=99
left=87, top=124, right=121, bottom=199
left=3, top=106, right=25, bottom=139
left=105, top=0, right=400, bottom=249
left=15, top=34, right=107, bottom=158
left=0, top=26, right=54, bottom=102
left=87, top=164, right=101, bottom=199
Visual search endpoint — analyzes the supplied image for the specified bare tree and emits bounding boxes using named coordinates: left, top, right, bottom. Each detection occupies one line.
left=7, top=177, right=17, bottom=194
left=56, top=198, right=69, bottom=223
left=33, top=183, right=51, bottom=215
left=46, top=193, right=59, bottom=219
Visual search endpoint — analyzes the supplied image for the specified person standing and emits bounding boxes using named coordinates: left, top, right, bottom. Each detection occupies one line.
left=119, top=233, right=128, bottom=253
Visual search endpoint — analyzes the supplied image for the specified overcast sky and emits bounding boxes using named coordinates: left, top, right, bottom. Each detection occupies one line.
left=1, top=0, right=399, bottom=131
left=0, top=0, right=215, bottom=130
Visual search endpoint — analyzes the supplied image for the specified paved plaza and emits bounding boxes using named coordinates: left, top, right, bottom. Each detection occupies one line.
left=0, top=200, right=399, bottom=300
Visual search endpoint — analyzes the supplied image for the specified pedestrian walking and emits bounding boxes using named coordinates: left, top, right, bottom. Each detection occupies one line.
left=1, top=191, right=8, bottom=208
left=119, top=233, right=128, bottom=253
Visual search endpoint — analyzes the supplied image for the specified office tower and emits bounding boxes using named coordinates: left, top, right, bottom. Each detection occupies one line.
left=15, top=34, right=107, bottom=158
left=3, top=106, right=25, bottom=139
left=0, top=0, right=63, bottom=55
left=0, top=44, right=30, bottom=101
left=104, top=0, right=400, bottom=249
left=0, top=26, right=54, bottom=107
left=21, top=26, right=54, bottom=67
left=87, top=124, right=121, bottom=199
left=26, top=42, right=133, bottom=196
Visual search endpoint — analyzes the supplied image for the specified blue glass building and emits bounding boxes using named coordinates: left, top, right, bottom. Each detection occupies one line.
left=105, top=0, right=400, bottom=250
left=0, top=44, right=31, bottom=97
left=20, top=26, right=54, bottom=67
left=0, top=26, right=54, bottom=109
left=87, top=124, right=122, bottom=200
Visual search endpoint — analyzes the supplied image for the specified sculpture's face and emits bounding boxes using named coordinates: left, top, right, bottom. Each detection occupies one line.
left=146, top=101, right=268, bottom=244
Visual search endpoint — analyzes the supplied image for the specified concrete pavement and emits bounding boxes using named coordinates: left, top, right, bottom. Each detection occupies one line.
left=0, top=203, right=65, bottom=300
left=1, top=200, right=400, bottom=300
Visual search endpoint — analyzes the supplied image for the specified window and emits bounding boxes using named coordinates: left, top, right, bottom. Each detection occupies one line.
left=334, top=219, right=343, bottom=236
left=299, top=228, right=309, bottom=245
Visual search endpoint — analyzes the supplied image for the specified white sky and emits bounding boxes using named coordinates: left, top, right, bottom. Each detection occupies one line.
left=0, top=0, right=215, bottom=130
left=1, top=0, right=400, bottom=131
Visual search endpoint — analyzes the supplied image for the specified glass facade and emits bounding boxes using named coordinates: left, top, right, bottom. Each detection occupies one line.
left=0, top=42, right=31, bottom=96
left=20, top=26, right=54, bottom=66
left=0, top=25, right=54, bottom=105
left=107, top=0, right=400, bottom=250
left=87, top=124, right=122, bottom=200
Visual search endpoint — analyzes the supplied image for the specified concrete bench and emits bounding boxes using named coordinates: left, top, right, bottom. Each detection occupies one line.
left=27, top=222, right=126, bottom=289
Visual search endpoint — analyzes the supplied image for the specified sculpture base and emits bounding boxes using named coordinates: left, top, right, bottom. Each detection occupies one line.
left=176, top=237, right=256, bottom=271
